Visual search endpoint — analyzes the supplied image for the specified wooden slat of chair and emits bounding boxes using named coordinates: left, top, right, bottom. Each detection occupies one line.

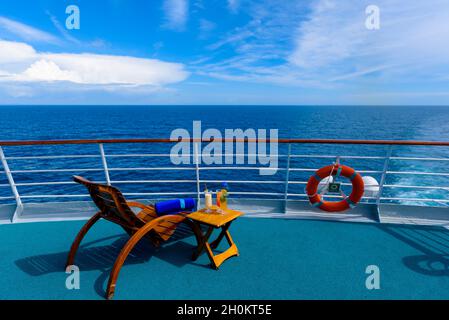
left=127, top=201, right=158, bottom=222
left=66, top=175, right=200, bottom=299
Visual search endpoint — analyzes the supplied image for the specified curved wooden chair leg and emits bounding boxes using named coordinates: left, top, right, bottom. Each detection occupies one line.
left=66, top=212, right=102, bottom=268
left=106, top=214, right=186, bottom=299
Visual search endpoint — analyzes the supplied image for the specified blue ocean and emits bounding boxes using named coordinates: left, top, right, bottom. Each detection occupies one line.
left=1, top=105, right=449, bottom=205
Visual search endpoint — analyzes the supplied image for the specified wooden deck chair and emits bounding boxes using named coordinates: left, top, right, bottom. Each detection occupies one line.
left=66, top=176, right=201, bottom=299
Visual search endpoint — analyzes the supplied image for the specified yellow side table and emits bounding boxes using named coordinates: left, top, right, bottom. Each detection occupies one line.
left=188, top=207, right=244, bottom=269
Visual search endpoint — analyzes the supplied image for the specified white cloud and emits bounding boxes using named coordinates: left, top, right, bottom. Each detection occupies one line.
left=0, top=40, right=189, bottom=87
left=163, top=0, right=189, bottom=31
left=227, top=0, right=240, bottom=13
left=0, top=16, right=60, bottom=44
left=19, top=59, right=80, bottom=83
left=1, top=15, right=108, bottom=50
left=290, top=0, right=449, bottom=78
left=328, top=65, right=391, bottom=82
left=41, top=53, right=188, bottom=85
left=207, top=29, right=254, bottom=51
left=197, top=1, right=305, bottom=83
left=46, top=11, right=81, bottom=45
left=0, top=40, right=37, bottom=63
left=198, top=0, right=449, bottom=92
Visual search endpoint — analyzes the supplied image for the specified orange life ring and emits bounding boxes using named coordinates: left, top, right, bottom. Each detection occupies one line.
left=306, top=164, right=364, bottom=212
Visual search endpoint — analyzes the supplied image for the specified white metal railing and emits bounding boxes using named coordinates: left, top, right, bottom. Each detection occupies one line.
left=0, top=147, right=23, bottom=221
left=1, top=139, right=448, bottom=222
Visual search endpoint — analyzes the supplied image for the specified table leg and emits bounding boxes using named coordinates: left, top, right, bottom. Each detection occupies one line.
left=210, top=222, right=231, bottom=249
left=191, top=221, right=239, bottom=269
left=209, top=223, right=239, bottom=269
left=209, top=231, right=239, bottom=269
left=192, top=225, right=214, bottom=261
left=203, top=242, right=218, bottom=269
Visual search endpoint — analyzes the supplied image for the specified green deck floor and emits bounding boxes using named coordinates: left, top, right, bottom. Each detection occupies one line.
left=0, top=217, right=448, bottom=299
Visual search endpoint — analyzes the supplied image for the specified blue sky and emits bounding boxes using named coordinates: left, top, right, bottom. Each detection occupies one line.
left=0, top=0, right=449, bottom=105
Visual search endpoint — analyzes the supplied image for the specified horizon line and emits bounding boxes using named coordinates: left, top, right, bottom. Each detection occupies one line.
left=2, top=104, right=449, bottom=107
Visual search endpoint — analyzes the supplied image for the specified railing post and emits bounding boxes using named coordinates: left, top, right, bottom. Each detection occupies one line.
left=194, top=142, right=201, bottom=208
left=0, top=146, right=23, bottom=222
left=283, top=144, right=291, bottom=213
left=99, top=143, right=111, bottom=185
left=376, top=145, right=393, bottom=222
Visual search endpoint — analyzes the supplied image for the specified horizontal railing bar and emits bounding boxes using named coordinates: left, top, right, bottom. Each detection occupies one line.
left=115, top=191, right=287, bottom=197
left=135, top=191, right=294, bottom=197
left=10, top=168, right=103, bottom=173
left=15, top=180, right=289, bottom=186
left=107, top=154, right=179, bottom=158
left=20, top=194, right=90, bottom=198
left=10, top=167, right=447, bottom=175
left=108, top=167, right=195, bottom=171
left=15, top=181, right=77, bottom=186
left=290, top=155, right=449, bottom=161
left=198, top=167, right=285, bottom=171
left=289, top=168, right=322, bottom=172
left=14, top=192, right=448, bottom=202
left=12, top=181, right=448, bottom=190
left=290, top=155, right=387, bottom=159
left=287, top=181, right=449, bottom=190
left=1, top=138, right=449, bottom=146
left=5, top=154, right=448, bottom=163
left=344, top=170, right=383, bottom=174
left=289, top=168, right=383, bottom=174
left=281, top=198, right=374, bottom=203
left=21, top=180, right=447, bottom=189
left=111, top=180, right=197, bottom=184
left=19, top=192, right=199, bottom=198
left=286, top=193, right=377, bottom=199
left=7, top=153, right=449, bottom=163
left=290, top=169, right=449, bottom=176
left=6, top=155, right=100, bottom=160
left=0, top=196, right=15, bottom=200
left=199, top=180, right=285, bottom=184
left=228, top=192, right=285, bottom=196
left=335, top=155, right=385, bottom=159
left=383, top=184, right=449, bottom=190
left=9, top=177, right=449, bottom=189
left=289, top=181, right=376, bottom=186
left=106, top=153, right=284, bottom=158
left=380, top=197, right=449, bottom=202
left=289, top=155, right=337, bottom=159
left=123, top=192, right=198, bottom=196
left=10, top=167, right=197, bottom=173
left=391, top=156, right=449, bottom=161
left=289, top=181, right=373, bottom=186
left=386, top=171, right=449, bottom=176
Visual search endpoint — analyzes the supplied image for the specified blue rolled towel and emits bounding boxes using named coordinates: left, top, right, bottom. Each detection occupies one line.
left=155, top=198, right=196, bottom=216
